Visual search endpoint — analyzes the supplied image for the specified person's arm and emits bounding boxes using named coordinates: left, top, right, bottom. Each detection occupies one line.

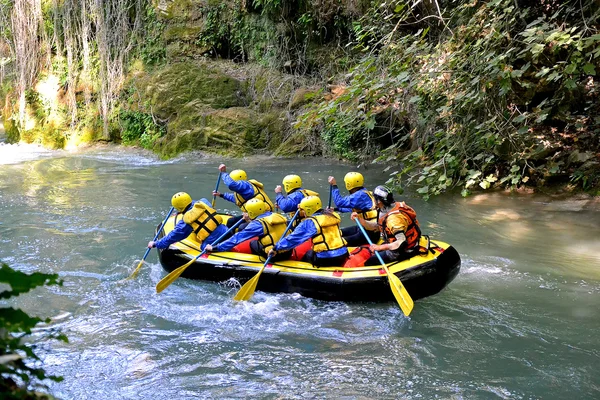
left=370, top=214, right=408, bottom=252
left=222, top=172, right=255, bottom=199
left=272, top=220, right=317, bottom=251
left=350, top=212, right=378, bottom=231
left=221, top=191, right=236, bottom=203
left=152, top=220, right=193, bottom=249
left=331, top=186, right=355, bottom=212
left=215, top=220, right=264, bottom=252
left=371, top=233, right=405, bottom=252
left=276, top=192, right=299, bottom=213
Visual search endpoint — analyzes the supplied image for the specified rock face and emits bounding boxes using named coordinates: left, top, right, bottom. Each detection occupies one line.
left=135, top=62, right=285, bottom=157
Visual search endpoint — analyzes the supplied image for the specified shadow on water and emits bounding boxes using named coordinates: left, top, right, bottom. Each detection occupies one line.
left=1, top=147, right=599, bottom=399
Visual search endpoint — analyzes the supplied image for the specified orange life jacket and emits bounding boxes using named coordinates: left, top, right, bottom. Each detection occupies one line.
left=378, top=202, right=421, bottom=249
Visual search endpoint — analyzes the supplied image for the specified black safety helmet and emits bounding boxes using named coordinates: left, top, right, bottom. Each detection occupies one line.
left=373, top=185, right=395, bottom=207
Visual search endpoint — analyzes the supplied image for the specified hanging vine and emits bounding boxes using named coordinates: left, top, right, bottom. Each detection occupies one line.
left=94, top=0, right=142, bottom=139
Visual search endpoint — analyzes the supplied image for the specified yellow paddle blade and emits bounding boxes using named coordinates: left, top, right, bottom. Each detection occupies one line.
left=155, top=258, right=195, bottom=293
left=233, top=267, right=265, bottom=301
left=127, top=260, right=145, bottom=280
left=383, top=265, right=414, bottom=316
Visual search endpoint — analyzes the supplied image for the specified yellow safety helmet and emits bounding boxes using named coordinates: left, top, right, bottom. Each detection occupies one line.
left=344, top=172, right=364, bottom=191
left=245, top=198, right=268, bottom=219
left=282, top=174, right=302, bottom=193
left=171, top=192, right=192, bottom=212
left=299, top=195, right=322, bottom=217
left=229, top=169, right=248, bottom=181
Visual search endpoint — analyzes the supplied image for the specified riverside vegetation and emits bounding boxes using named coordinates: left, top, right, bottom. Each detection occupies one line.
left=0, top=0, right=598, bottom=197
left=0, top=263, right=67, bottom=398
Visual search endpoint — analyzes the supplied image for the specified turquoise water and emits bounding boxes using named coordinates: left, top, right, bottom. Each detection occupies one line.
left=1, top=144, right=599, bottom=399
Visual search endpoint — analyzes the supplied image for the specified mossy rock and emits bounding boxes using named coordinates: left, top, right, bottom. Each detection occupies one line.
left=274, top=127, right=322, bottom=157
left=289, top=87, right=322, bottom=110
left=158, top=0, right=206, bottom=22
left=155, top=106, right=285, bottom=158
left=252, top=70, right=295, bottom=109
left=141, top=62, right=247, bottom=119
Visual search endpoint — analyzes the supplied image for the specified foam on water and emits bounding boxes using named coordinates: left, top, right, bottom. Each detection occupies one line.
left=0, top=142, right=62, bottom=165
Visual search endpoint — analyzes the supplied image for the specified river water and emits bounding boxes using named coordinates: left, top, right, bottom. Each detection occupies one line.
left=0, top=144, right=599, bottom=399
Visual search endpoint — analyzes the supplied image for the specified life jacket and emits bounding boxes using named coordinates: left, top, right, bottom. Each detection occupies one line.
left=308, top=213, right=347, bottom=253
left=286, top=188, right=319, bottom=218
left=379, top=202, right=421, bottom=249
left=182, top=202, right=223, bottom=242
left=256, top=212, right=288, bottom=253
left=234, top=179, right=275, bottom=212
left=352, top=189, right=378, bottom=225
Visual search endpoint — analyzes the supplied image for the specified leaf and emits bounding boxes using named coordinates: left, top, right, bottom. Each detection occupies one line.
left=466, top=170, right=482, bottom=180
left=479, top=181, right=491, bottom=189
left=535, top=112, right=549, bottom=123
left=416, top=186, right=429, bottom=194
left=408, top=96, right=421, bottom=104
left=461, top=189, right=470, bottom=197
left=485, top=174, right=498, bottom=183
left=583, top=63, right=596, bottom=76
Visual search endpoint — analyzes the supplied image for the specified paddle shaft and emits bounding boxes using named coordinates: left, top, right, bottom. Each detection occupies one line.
left=212, top=173, right=222, bottom=208
left=233, top=209, right=300, bottom=301
left=155, top=217, right=245, bottom=293
left=355, top=219, right=386, bottom=264
left=194, top=217, right=244, bottom=262
left=128, top=206, right=175, bottom=279
left=146, top=206, right=176, bottom=257
left=328, top=185, right=333, bottom=209
left=355, top=218, right=414, bottom=316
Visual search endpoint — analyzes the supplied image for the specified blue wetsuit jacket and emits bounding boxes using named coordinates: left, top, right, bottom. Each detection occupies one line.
left=275, top=189, right=307, bottom=213
left=220, top=172, right=255, bottom=205
left=332, top=186, right=373, bottom=213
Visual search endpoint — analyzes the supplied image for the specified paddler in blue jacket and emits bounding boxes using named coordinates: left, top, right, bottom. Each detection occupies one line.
left=327, top=172, right=380, bottom=246
left=204, top=198, right=292, bottom=261
left=268, top=196, right=349, bottom=267
left=212, top=163, right=275, bottom=229
left=275, top=174, right=319, bottom=221
left=148, top=192, right=227, bottom=251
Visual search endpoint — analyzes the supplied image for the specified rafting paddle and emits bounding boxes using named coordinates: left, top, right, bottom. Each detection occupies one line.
left=155, top=218, right=244, bottom=293
left=355, top=219, right=414, bottom=316
left=233, top=209, right=300, bottom=301
left=128, top=206, right=175, bottom=279
left=211, top=172, right=222, bottom=208
left=327, top=184, right=333, bottom=209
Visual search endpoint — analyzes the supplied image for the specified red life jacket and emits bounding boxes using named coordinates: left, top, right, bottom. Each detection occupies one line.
left=378, top=202, right=421, bottom=249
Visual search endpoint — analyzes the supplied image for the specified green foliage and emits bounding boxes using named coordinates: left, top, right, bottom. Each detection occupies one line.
left=298, top=0, right=600, bottom=197
left=139, top=3, right=166, bottom=65
left=0, top=262, right=67, bottom=398
left=119, top=110, right=165, bottom=149
left=252, top=0, right=282, bottom=17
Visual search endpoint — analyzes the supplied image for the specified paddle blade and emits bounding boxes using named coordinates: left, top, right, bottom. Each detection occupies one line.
left=155, top=258, right=195, bottom=293
left=128, top=260, right=145, bottom=280
left=384, top=266, right=414, bottom=316
left=233, top=267, right=265, bottom=301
